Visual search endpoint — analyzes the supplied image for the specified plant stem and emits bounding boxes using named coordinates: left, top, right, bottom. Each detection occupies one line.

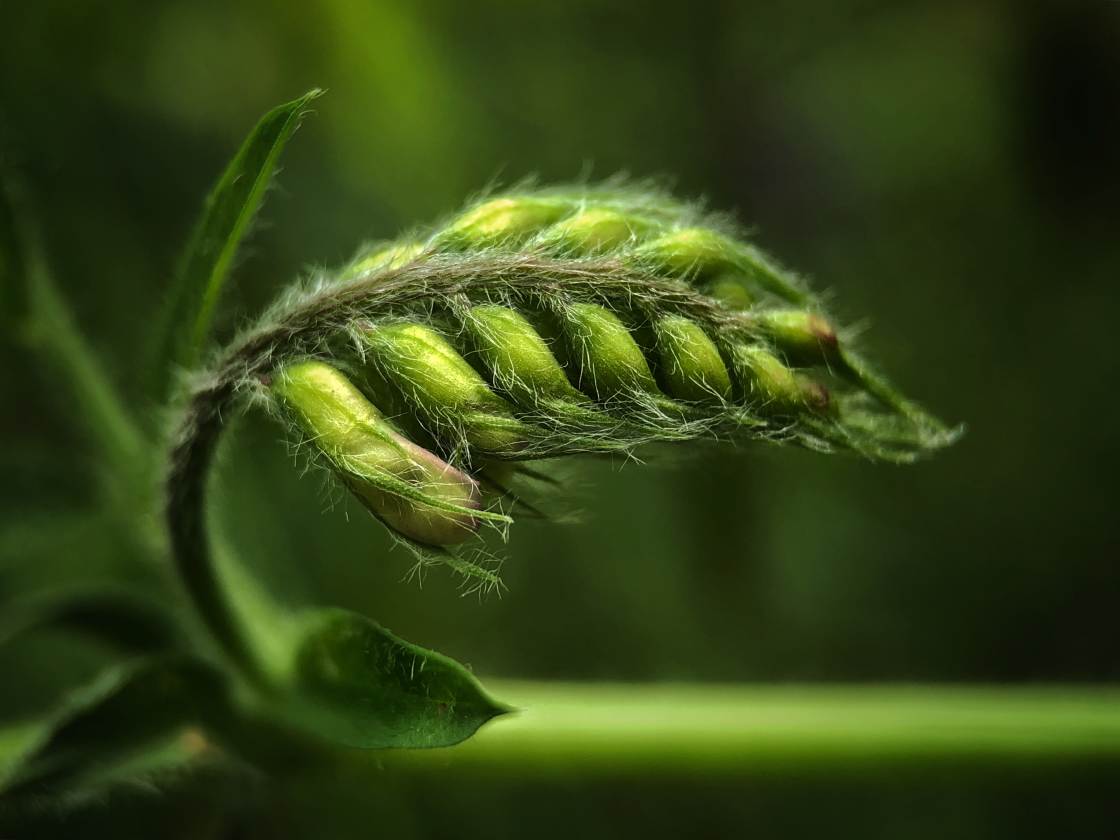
left=387, top=682, right=1120, bottom=776
left=25, top=238, right=148, bottom=492
left=166, top=377, right=268, bottom=687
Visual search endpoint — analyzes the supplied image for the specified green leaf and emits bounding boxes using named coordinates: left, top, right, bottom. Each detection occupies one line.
left=0, top=655, right=230, bottom=794
left=199, top=541, right=507, bottom=750
left=273, top=607, right=510, bottom=749
left=152, top=88, right=323, bottom=381
left=0, top=588, right=184, bottom=654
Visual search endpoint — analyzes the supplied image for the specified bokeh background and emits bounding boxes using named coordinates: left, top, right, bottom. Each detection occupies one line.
left=1, top=0, right=1117, bottom=836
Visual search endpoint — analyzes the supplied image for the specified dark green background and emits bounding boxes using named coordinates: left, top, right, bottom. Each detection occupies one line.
left=2, top=0, right=1117, bottom=836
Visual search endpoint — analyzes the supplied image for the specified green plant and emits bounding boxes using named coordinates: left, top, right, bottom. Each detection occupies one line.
left=0, top=91, right=957, bottom=799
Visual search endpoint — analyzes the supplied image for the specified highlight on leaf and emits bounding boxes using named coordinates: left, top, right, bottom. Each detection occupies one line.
left=273, top=608, right=512, bottom=749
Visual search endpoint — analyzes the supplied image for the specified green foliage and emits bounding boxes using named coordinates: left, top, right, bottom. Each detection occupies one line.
left=0, top=92, right=519, bottom=807
left=3, top=3, right=1118, bottom=834
left=2, top=88, right=960, bottom=811
left=151, top=88, right=323, bottom=383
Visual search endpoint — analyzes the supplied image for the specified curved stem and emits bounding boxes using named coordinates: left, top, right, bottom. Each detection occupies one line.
left=166, top=378, right=264, bottom=683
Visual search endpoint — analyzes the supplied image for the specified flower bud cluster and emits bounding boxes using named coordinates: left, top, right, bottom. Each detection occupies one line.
left=264, top=186, right=957, bottom=557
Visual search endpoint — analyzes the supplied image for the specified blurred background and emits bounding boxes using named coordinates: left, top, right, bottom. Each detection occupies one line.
left=1, top=0, right=1117, bottom=836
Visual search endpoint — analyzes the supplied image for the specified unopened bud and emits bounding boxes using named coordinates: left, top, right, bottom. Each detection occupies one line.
left=734, top=345, right=831, bottom=414
left=360, top=322, right=531, bottom=454
left=564, top=303, right=659, bottom=400
left=342, top=241, right=423, bottom=279
left=440, top=197, right=568, bottom=248
left=638, top=227, right=738, bottom=279
left=541, top=208, right=654, bottom=252
left=757, top=309, right=839, bottom=366
left=463, top=305, right=582, bottom=406
left=654, top=315, right=731, bottom=402
left=273, top=361, right=480, bottom=546
left=640, top=228, right=808, bottom=304
left=705, top=274, right=755, bottom=310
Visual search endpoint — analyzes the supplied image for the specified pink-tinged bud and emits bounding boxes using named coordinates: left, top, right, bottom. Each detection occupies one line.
left=273, top=361, right=481, bottom=547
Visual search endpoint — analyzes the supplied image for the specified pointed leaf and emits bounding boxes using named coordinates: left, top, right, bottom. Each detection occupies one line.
left=153, top=88, right=323, bottom=379
left=274, top=607, right=510, bottom=749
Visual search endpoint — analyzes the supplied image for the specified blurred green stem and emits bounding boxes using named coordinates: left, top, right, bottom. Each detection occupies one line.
left=387, top=682, right=1120, bottom=776
left=166, top=376, right=270, bottom=688
left=27, top=267, right=147, bottom=478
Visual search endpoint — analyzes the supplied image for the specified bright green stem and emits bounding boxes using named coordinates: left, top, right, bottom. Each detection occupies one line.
left=389, top=682, right=1120, bottom=775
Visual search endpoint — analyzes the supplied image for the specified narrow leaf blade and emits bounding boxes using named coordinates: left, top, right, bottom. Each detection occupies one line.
left=155, top=88, right=323, bottom=378
left=0, top=174, right=147, bottom=478
left=276, top=607, right=511, bottom=749
left=0, top=655, right=229, bottom=794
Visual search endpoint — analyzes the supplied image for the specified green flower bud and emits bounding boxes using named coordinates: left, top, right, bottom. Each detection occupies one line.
left=342, top=241, right=423, bottom=279
left=273, top=361, right=480, bottom=546
left=462, top=305, right=583, bottom=407
left=640, top=228, right=807, bottom=304
left=654, top=315, right=732, bottom=402
left=563, top=303, right=659, bottom=400
left=541, top=208, right=655, bottom=252
left=757, top=309, right=839, bottom=366
left=637, top=227, right=739, bottom=279
left=705, top=273, right=754, bottom=310
left=734, top=345, right=831, bottom=414
left=360, top=322, right=531, bottom=455
left=440, top=197, right=569, bottom=248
